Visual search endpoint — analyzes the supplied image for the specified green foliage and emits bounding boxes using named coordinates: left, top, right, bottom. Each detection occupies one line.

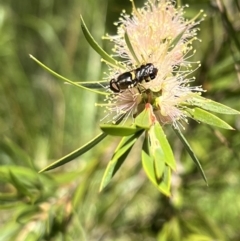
left=1, top=0, right=240, bottom=240
left=99, top=130, right=144, bottom=191
left=80, top=15, right=124, bottom=69
left=173, top=127, right=207, bottom=184
left=186, top=107, right=234, bottom=129
left=100, top=124, right=142, bottom=136
left=189, top=95, right=240, bottom=115
left=39, top=132, right=108, bottom=173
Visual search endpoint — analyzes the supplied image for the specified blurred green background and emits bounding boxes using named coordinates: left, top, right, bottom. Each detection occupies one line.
left=0, top=0, right=240, bottom=240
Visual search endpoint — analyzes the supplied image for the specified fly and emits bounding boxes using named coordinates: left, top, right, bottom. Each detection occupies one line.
left=109, top=63, right=158, bottom=93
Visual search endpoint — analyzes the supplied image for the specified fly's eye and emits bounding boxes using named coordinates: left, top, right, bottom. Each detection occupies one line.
left=110, top=79, right=120, bottom=93
left=150, top=68, right=158, bottom=79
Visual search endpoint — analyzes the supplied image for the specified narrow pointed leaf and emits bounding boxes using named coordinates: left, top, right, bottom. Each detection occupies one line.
left=190, top=95, right=240, bottom=115
left=153, top=147, right=165, bottom=180
left=135, top=104, right=153, bottom=129
left=39, top=132, right=107, bottom=173
left=30, top=55, right=106, bottom=95
left=124, top=31, right=140, bottom=65
left=142, top=137, right=158, bottom=186
left=173, top=127, right=208, bottom=184
left=99, top=148, right=131, bottom=192
left=100, top=124, right=142, bottom=136
left=186, top=107, right=234, bottom=130
left=99, top=131, right=143, bottom=191
left=80, top=15, right=124, bottom=69
left=153, top=123, right=176, bottom=170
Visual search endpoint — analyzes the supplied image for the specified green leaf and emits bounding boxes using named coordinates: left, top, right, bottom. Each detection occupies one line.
left=124, top=31, right=140, bottom=65
left=135, top=104, right=153, bottom=129
left=99, top=130, right=144, bottom=191
left=186, top=107, right=234, bottom=130
left=153, top=147, right=165, bottom=180
left=173, top=127, right=208, bottom=184
left=30, top=55, right=106, bottom=95
left=153, top=123, right=176, bottom=170
left=80, top=15, right=124, bottom=69
left=142, top=136, right=171, bottom=196
left=190, top=95, right=240, bottom=115
left=158, top=166, right=171, bottom=196
left=142, top=137, right=157, bottom=186
left=100, top=124, right=143, bottom=136
left=39, top=132, right=108, bottom=173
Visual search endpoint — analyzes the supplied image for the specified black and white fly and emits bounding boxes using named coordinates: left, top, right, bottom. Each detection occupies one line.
left=109, top=63, right=158, bottom=93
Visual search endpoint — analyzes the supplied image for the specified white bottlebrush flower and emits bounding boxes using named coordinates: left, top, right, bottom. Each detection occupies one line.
left=103, top=0, right=205, bottom=127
